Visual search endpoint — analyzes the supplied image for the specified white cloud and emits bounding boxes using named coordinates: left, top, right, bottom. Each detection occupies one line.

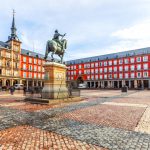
left=111, top=20, right=150, bottom=51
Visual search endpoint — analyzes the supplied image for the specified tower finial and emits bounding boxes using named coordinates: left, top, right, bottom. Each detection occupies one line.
left=9, top=9, right=18, bottom=41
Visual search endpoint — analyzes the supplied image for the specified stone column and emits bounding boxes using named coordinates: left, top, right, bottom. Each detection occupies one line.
left=148, top=80, right=150, bottom=89
left=101, top=81, right=104, bottom=88
left=117, top=81, right=119, bottom=88
left=112, top=81, right=114, bottom=88
left=27, top=80, right=29, bottom=90
left=2, top=79, right=6, bottom=86
left=20, top=80, right=22, bottom=84
left=129, top=80, right=131, bottom=88
left=141, top=80, right=144, bottom=89
left=134, top=80, right=138, bottom=88
left=40, top=81, right=42, bottom=87
left=122, top=80, right=125, bottom=87
left=11, top=79, right=13, bottom=86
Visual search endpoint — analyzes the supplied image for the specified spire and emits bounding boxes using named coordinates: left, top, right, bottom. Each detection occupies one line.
left=9, top=9, right=18, bottom=40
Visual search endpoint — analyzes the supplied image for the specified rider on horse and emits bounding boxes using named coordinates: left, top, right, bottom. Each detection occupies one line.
left=53, top=30, right=66, bottom=50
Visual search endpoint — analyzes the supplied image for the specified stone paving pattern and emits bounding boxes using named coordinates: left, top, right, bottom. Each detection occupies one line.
left=0, top=125, right=105, bottom=150
left=0, top=90, right=150, bottom=149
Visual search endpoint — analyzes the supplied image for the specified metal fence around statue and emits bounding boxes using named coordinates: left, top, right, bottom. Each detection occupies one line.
left=24, top=87, right=80, bottom=99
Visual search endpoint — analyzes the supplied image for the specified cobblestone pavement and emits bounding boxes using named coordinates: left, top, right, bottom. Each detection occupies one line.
left=0, top=125, right=106, bottom=150
left=1, top=90, right=150, bottom=150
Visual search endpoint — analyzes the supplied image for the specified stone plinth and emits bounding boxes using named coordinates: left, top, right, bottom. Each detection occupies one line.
left=41, top=62, right=68, bottom=99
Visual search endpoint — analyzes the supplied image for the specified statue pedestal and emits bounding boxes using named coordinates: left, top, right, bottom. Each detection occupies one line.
left=41, top=62, right=68, bottom=99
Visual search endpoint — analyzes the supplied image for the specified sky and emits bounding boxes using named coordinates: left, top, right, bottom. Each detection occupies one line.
left=0, top=0, right=150, bottom=61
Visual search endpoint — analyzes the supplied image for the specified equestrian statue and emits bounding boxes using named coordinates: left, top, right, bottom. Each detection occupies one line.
left=44, top=30, right=67, bottom=63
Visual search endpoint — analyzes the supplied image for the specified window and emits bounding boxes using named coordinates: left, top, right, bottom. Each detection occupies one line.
left=114, top=67, right=117, bottom=72
left=104, top=68, right=107, bottom=73
left=87, top=76, right=90, bottom=80
left=131, top=73, right=135, bottom=78
left=137, top=72, right=141, bottom=78
left=38, top=60, right=41, bottom=65
left=119, top=66, right=122, bottom=71
left=29, top=73, right=32, bottom=78
left=125, top=66, right=128, bottom=71
left=114, top=74, right=117, bottom=78
left=99, top=68, right=103, bottom=73
left=130, top=58, right=134, bottom=63
left=79, top=70, right=81, bottom=75
left=6, top=70, right=11, bottom=76
left=23, top=72, right=26, bottom=78
left=119, top=74, right=123, bottom=79
left=143, top=56, right=148, bottom=62
left=87, top=64, right=90, bottom=68
left=114, top=60, right=117, bottom=65
left=23, top=57, right=26, bottom=62
left=91, top=75, right=94, bottom=80
left=131, top=65, right=135, bottom=71
left=29, top=65, right=32, bottom=71
left=84, top=70, right=87, bottom=74
left=143, top=64, right=148, bottom=70
left=34, top=59, right=37, bottom=64
left=100, top=75, right=103, bottom=79
left=95, top=69, right=98, bottom=73
left=124, top=59, right=129, bottom=64
left=104, top=61, right=107, bottom=66
left=125, top=73, right=128, bottom=79
left=79, top=65, right=82, bottom=69
left=38, top=66, right=41, bottom=71
left=95, top=75, right=98, bottom=79
left=119, top=59, right=123, bottom=64
left=84, top=64, right=87, bottom=68
left=95, top=63, right=98, bottom=67
left=108, top=61, right=112, bottom=66
left=108, top=74, right=112, bottom=79
left=91, top=69, right=94, bottom=74
left=137, top=64, right=141, bottom=70
left=143, top=72, right=148, bottom=77
left=6, top=52, right=11, bottom=58
left=87, top=70, right=90, bottom=74
left=74, top=71, right=76, bottom=75
left=29, top=58, right=32, bottom=63
left=74, top=65, right=76, bottom=69
left=104, top=74, right=107, bottom=79
left=42, top=74, right=44, bottom=79
left=136, top=57, right=141, bottom=62
left=71, top=71, right=74, bottom=75
left=38, top=74, right=41, bottom=79
left=34, top=73, right=37, bottom=78
left=23, top=64, right=26, bottom=70
left=109, top=67, right=112, bottom=72
left=91, top=63, right=94, bottom=68
left=99, top=62, right=103, bottom=66
left=34, top=66, right=37, bottom=71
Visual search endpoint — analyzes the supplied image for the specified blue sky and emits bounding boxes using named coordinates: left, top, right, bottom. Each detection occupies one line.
left=0, top=0, right=150, bottom=61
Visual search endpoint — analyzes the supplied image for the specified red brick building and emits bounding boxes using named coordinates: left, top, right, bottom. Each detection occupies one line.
left=66, top=48, right=150, bottom=89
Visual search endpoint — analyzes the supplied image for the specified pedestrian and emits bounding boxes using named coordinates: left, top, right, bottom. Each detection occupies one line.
left=23, top=86, right=27, bottom=96
left=10, top=86, right=15, bottom=95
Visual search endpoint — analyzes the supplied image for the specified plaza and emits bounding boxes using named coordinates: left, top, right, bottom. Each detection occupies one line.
left=0, top=89, right=150, bottom=149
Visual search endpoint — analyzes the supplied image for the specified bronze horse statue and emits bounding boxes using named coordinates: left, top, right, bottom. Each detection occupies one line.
left=44, top=36, right=67, bottom=63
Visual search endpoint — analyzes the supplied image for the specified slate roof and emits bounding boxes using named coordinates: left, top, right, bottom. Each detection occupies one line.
left=66, top=47, right=150, bottom=65
left=21, top=49, right=53, bottom=60
left=0, top=41, right=9, bottom=48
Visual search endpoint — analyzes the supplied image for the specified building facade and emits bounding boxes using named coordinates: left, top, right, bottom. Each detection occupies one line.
left=0, top=12, right=45, bottom=89
left=66, top=48, right=150, bottom=89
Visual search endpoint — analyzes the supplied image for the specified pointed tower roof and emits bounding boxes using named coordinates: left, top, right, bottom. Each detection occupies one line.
left=8, top=10, right=19, bottom=41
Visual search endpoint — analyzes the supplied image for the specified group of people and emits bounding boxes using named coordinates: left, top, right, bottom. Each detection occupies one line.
left=9, top=86, right=43, bottom=95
